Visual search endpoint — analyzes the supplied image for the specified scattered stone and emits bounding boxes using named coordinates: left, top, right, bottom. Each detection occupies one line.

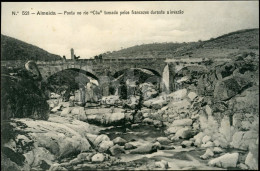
left=200, top=148, right=214, bottom=160
left=153, top=120, right=163, bottom=127
left=156, top=137, right=171, bottom=145
left=194, top=132, right=204, bottom=147
left=130, top=143, right=158, bottom=154
left=202, top=135, right=212, bottom=144
left=143, top=118, right=154, bottom=124
left=108, top=112, right=125, bottom=124
left=167, top=89, right=187, bottom=101
left=245, top=152, right=258, bottom=170
left=109, top=145, right=125, bottom=156
left=112, top=137, right=127, bottom=146
left=143, top=113, right=149, bottom=118
left=167, top=99, right=191, bottom=110
left=124, top=143, right=137, bottom=150
left=161, top=106, right=169, bottom=111
left=165, top=126, right=183, bottom=134
left=86, top=133, right=98, bottom=144
left=171, top=119, right=192, bottom=127
left=188, top=92, right=198, bottom=101
left=151, top=99, right=167, bottom=109
left=98, top=140, right=114, bottom=152
left=175, top=127, right=193, bottom=139
left=213, top=140, right=220, bottom=147
left=51, top=104, right=63, bottom=113
left=241, top=121, right=251, bottom=130
left=213, top=147, right=224, bottom=154
left=71, top=107, right=85, bottom=115
left=60, top=108, right=72, bottom=117
left=201, top=141, right=214, bottom=148
left=91, top=153, right=105, bottom=162
left=155, top=160, right=169, bottom=169
left=208, top=153, right=239, bottom=168
left=131, top=124, right=139, bottom=128
left=205, top=105, right=212, bottom=115
left=93, top=135, right=110, bottom=146
left=237, top=163, right=249, bottom=170
left=153, top=142, right=162, bottom=150
left=49, top=163, right=67, bottom=171
left=101, top=95, right=121, bottom=105
left=230, top=131, right=246, bottom=150
left=69, top=158, right=81, bottom=165
left=77, top=152, right=93, bottom=161
left=181, top=140, right=193, bottom=148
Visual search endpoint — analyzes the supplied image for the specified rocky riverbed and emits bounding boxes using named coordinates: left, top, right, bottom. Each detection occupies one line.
left=1, top=52, right=259, bottom=170
left=2, top=85, right=258, bottom=170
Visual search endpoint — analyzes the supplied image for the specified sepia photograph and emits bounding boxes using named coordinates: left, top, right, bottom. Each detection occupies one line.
left=1, top=1, right=259, bottom=170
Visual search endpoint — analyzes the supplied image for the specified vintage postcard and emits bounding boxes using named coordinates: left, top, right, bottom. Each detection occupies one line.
left=1, top=1, right=259, bottom=170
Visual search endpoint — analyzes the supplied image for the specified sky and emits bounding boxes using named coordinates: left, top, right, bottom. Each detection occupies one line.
left=1, top=1, right=259, bottom=59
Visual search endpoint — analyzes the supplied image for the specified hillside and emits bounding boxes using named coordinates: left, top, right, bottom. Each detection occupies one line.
left=102, top=42, right=186, bottom=59
left=102, top=28, right=259, bottom=59
left=1, top=35, right=62, bottom=61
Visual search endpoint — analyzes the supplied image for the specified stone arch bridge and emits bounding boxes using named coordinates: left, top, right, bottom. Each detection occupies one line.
left=1, top=57, right=230, bottom=94
left=36, top=58, right=167, bottom=82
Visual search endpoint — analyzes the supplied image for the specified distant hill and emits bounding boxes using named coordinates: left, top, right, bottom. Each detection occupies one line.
left=102, top=42, right=186, bottom=59
left=101, top=28, right=259, bottom=59
left=1, top=35, right=62, bottom=61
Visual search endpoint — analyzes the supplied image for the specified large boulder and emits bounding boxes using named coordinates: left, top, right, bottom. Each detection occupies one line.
left=91, top=153, right=105, bottom=162
left=86, top=112, right=125, bottom=126
left=200, top=148, right=214, bottom=160
left=143, top=96, right=167, bottom=109
left=166, top=89, right=187, bottom=101
left=130, top=142, right=160, bottom=154
left=139, top=83, right=158, bottom=100
left=1, top=73, right=49, bottom=120
left=113, top=137, right=127, bottom=146
left=155, top=160, right=169, bottom=169
left=231, top=86, right=259, bottom=113
left=208, top=153, right=239, bottom=168
left=23, top=147, right=55, bottom=169
left=230, top=131, right=247, bottom=150
left=165, top=126, right=183, bottom=134
left=109, top=145, right=125, bottom=156
left=93, top=135, right=110, bottom=146
left=151, top=99, right=167, bottom=109
left=60, top=107, right=72, bottom=117
left=101, top=95, right=121, bottom=106
left=214, top=75, right=253, bottom=101
left=171, top=119, right=192, bottom=127
left=187, top=92, right=198, bottom=101
left=245, top=152, right=258, bottom=170
left=167, top=99, right=191, bottom=111
left=71, top=107, right=86, bottom=121
left=98, top=140, right=114, bottom=152
left=174, top=127, right=194, bottom=139
left=1, top=115, right=99, bottom=170
left=124, top=143, right=137, bottom=150
left=156, top=137, right=171, bottom=145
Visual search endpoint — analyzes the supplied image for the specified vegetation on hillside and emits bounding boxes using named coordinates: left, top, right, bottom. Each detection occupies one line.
left=101, top=28, right=259, bottom=59
left=1, top=35, right=62, bottom=61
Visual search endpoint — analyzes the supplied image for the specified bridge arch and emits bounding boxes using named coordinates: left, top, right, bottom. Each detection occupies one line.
left=113, top=67, right=162, bottom=80
left=47, top=68, right=99, bottom=83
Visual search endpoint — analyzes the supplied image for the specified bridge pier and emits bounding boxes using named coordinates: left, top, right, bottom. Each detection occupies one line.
left=99, top=76, right=111, bottom=96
